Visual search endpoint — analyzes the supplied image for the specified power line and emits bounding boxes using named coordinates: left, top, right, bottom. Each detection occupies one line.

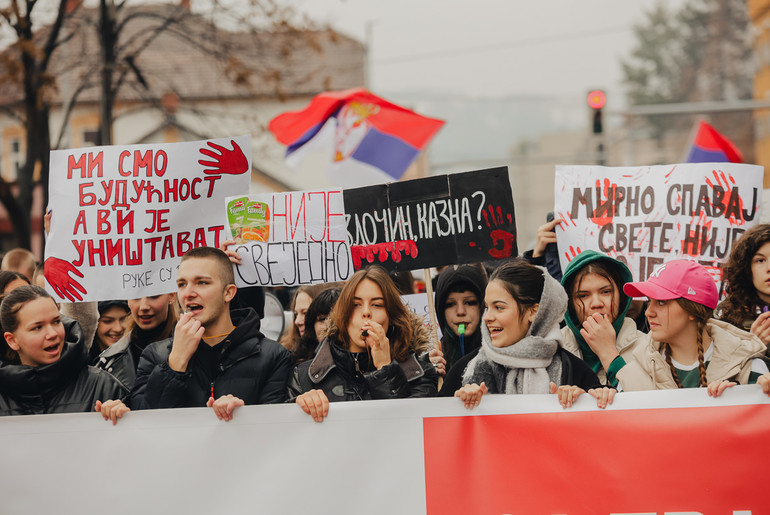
left=374, top=26, right=631, bottom=66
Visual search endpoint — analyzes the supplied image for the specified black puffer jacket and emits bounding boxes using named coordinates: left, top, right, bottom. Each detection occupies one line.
left=130, top=308, right=292, bottom=409
left=0, top=317, right=127, bottom=416
left=287, top=312, right=438, bottom=401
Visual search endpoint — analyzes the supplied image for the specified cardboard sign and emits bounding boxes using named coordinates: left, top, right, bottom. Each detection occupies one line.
left=343, top=167, right=517, bottom=272
left=45, top=136, right=251, bottom=301
left=224, top=189, right=354, bottom=287
left=554, top=163, right=763, bottom=285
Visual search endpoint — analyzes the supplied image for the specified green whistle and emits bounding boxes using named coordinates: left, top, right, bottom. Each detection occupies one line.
left=458, top=323, right=465, bottom=335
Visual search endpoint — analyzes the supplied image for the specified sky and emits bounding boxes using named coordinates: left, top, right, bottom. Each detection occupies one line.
left=294, top=0, right=686, bottom=104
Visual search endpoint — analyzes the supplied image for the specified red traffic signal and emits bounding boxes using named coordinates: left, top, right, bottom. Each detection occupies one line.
left=587, top=90, right=606, bottom=110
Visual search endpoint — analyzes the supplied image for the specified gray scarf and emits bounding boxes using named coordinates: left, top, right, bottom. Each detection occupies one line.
left=462, top=266, right=568, bottom=394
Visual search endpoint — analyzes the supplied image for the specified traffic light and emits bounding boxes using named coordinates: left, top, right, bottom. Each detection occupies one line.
left=587, top=90, right=605, bottom=135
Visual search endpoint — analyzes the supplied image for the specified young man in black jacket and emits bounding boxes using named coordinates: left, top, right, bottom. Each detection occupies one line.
left=130, top=247, right=292, bottom=420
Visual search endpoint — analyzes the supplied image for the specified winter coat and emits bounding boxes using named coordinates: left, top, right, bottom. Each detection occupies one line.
left=618, top=318, right=767, bottom=391
left=130, top=308, right=292, bottom=409
left=560, top=318, right=641, bottom=384
left=95, top=334, right=136, bottom=390
left=0, top=317, right=127, bottom=416
left=96, top=323, right=176, bottom=390
left=441, top=345, right=602, bottom=396
left=434, top=265, right=486, bottom=373
left=287, top=312, right=438, bottom=402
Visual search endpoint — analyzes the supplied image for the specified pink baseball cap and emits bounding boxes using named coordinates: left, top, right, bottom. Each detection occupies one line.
left=623, top=259, right=719, bottom=309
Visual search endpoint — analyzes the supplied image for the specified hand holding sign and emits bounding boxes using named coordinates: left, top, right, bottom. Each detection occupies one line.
left=44, top=257, right=86, bottom=302
left=198, top=140, right=248, bottom=175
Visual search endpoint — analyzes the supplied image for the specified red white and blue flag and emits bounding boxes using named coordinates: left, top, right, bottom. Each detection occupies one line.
left=686, top=120, right=743, bottom=163
left=268, top=88, right=445, bottom=187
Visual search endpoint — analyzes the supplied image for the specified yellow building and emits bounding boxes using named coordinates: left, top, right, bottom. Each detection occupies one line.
left=750, top=0, right=770, bottom=186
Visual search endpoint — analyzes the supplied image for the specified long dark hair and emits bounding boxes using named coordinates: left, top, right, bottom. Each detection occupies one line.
left=489, top=259, right=544, bottom=319
left=564, top=260, right=624, bottom=324
left=721, top=224, right=770, bottom=327
left=1, top=285, right=54, bottom=362
left=293, top=287, right=341, bottom=363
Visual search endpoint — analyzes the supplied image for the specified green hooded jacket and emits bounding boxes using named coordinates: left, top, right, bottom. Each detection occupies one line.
left=560, top=250, right=633, bottom=386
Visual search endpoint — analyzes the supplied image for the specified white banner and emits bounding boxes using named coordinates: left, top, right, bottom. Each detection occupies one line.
left=45, top=136, right=252, bottom=302
left=1, top=387, right=768, bottom=514
left=554, top=163, right=763, bottom=284
left=224, top=189, right=353, bottom=287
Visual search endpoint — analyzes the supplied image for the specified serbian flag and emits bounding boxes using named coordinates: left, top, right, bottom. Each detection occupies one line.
left=686, top=120, right=743, bottom=163
left=268, top=88, right=444, bottom=187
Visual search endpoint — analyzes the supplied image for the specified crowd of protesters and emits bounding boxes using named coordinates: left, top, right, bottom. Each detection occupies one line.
left=1, top=220, right=770, bottom=422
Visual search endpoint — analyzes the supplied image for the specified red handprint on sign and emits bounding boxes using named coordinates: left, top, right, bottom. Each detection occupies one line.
left=198, top=140, right=249, bottom=175
left=564, top=246, right=582, bottom=262
left=44, top=257, right=86, bottom=302
left=479, top=205, right=515, bottom=259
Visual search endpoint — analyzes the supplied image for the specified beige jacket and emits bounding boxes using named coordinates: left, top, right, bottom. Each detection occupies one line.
left=617, top=318, right=767, bottom=391
left=560, top=318, right=643, bottom=384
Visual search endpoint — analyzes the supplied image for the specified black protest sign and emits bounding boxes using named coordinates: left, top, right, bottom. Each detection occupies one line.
left=343, top=167, right=517, bottom=271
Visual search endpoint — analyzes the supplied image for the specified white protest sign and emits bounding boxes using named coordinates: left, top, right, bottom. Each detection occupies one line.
left=224, top=189, right=353, bottom=287
left=45, top=136, right=251, bottom=302
left=554, top=163, right=763, bottom=284
left=402, top=292, right=442, bottom=340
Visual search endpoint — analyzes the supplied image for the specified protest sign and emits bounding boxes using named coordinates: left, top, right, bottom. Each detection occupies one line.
left=554, top=163, right=763, bottom=285
left=44, top=137, right=251, bottom=302
left=1, top=388, right=767, bottom=514
left=344, top=167, right=517, bottom=272
left=224, top=189, right=353, bottom=287
left=402, top=292, right=442, bottom=340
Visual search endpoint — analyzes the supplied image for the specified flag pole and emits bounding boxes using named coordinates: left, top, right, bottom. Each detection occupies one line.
left=423, top=267, right=442, bottom=389
left=681, top=117, right=704, bottom=163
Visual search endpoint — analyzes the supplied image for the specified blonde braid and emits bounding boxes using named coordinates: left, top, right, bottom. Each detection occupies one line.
left=663, top=342, right=683, bottom=388
left=695, top=318, right=708, bottom=387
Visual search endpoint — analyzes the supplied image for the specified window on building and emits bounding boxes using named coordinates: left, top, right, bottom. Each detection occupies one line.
left=83, top=129, right=100, bottom=147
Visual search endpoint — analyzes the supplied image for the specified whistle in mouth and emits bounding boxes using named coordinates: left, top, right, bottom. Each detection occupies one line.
left=458, top=323, right=465, bottom=335
left=362, top=330, right=369, bottom=338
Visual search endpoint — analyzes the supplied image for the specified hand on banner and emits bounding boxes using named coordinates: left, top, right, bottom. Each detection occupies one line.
left=428, top=348, right=446, bottom=377
left=361, top=319, right=391, bottom=369
left=220, top=239, right=242, bottom=266
left=707, top=379, right=737, bottom=398
left=550, top=383, right=586, bottom=409
left=758, top=373, right=770, bottom=396
left=749, top=311, right=770, bottom=346
left=44, top=257, right=86, bottom=302
left=207, top=394, right=245, bottom=422
left=296, top=389, right=330, bottom=422
left=579, top=313, right=618, bottom=370
left=587, top=387, right=616, bottom=409
left=454, top=382, right=488, bottom=409
left=198, top=140, right=248, bottom=175
left=95, top=399, right=130, bottom=425
left=168, top=312, right=205, bottom=372
left=532, top=217, right=563, bottom=258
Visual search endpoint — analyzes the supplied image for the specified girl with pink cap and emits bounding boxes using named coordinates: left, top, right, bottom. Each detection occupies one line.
left=618, top=259, right=768, bottom=395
